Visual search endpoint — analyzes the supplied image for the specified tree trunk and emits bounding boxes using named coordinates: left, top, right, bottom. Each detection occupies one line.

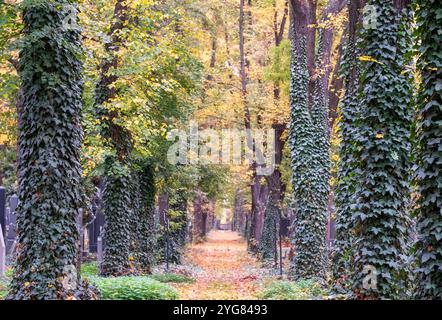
left=97, top=0, right=135, bottom=277
left=8, top=1, right=94, bottom=299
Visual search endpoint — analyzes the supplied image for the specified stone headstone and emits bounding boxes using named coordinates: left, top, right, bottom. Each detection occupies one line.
left=97, top=236, right=103, bottom=266
left=0, top=187, right=6, bottom=237
left=77, top=209, right=84, bottom=257
left=88, top=190, right=104, bottom=253
left=6, top=211, right=17, bottom=254
left=0, top=225, right=5, bottom=277
left=9, top=194, right=18, bottom=214
left=4, top=208, right=10, bottom=227
left=88, top=212, right=104, bottom=253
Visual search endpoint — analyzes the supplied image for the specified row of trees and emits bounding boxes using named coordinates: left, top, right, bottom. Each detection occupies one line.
left=286, top=0, right=441, bottom=299
left=1, top=0, right=228, bottom=299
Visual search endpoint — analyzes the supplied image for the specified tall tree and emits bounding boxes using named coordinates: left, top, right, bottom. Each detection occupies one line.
left=95, top=0, right=134, bottom=277
left=413, top=0, right=442, bottom=299
left=8, top=0, right=94, bottom=299
left=239, top=0, right=266, bottom=253
left=351, top=0, right=413, bottom=299
left=260, top=0, right=288, bottom=263
left=332, top=0, right=365, bottom=293
left=288, top=0, right=330, bottom=281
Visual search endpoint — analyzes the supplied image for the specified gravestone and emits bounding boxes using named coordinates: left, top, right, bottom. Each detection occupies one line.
left=0, top=187, right=6, bottom=236
left=6, top=208, right=16, bottom=254
left=9, top=195, right=18, bottom=214
left=4, top=208, right=10, bottom=230
left=0, top=225, right=5, bottom=277
left=88, top=211, right=104, bottom=253
left=97, top=236, right=103, bottom=266
left=88, top=190, right=104, bottom=253
left=77, top=209, right=84, bottom=257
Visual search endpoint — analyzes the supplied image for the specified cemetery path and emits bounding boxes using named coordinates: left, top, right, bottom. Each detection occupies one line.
left=174, top=230, right=262, bottom=300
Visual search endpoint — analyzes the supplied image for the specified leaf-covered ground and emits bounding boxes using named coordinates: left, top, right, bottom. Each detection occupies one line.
left=172, top=230, right=266, bottom=300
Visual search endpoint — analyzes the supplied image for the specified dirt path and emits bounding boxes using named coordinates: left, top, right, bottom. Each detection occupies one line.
left=175, top=230, right=263, bottom=300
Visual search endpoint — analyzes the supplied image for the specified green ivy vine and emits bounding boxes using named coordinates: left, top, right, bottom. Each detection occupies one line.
left=288, top=31, right=330, bottom=282
left=332, top=3, right=363, bottom=293
left=413, top=0, right=442, bottom=299
left=351, top=0, right=414, bottom=299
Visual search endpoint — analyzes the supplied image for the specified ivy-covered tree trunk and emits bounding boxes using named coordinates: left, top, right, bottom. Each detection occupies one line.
left=288, top=0, right=330, bottom=281
left=100, top=161, right=133, bottom=276
left=193, top=190, right=208, bottom=243
left=158, top=189, right=188, bottom=264
left=351, top=0, right=413, bottom=299
left=413, top=0, right=442, bottom=299
left=8, top=1, right=94, bottom=299
left=260, top=191, right=279, bottom=263
left=169, top=190, right=188, bottom=263
left=260, top=124, right=285, bottom=263
left=95, top=0, right=134, bottom=277
left=332, top=0, right=365, bottom=293
left=137, top=162, right=156, bottom=274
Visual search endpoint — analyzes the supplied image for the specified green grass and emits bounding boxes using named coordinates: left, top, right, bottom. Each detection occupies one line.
left=81, top=262, right=98, bottom=278
left=81, top=262, right=193, bottom=283
left=89, top=276, right=178, bottom=300
left=0, top=268, right=12, bottom=299
left=258, top=279, right=325, bottom=300
left=0, top=277, right=9, bottom=300
left=80, top=263, right=188, bottom=300
left=150, top=273, right=195, bottom=284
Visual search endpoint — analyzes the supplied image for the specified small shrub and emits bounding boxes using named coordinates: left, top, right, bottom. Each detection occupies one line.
left=151, top=273, right=195, bottom=284
left=258, top=279, right=325, bottom=300
left=90, top=276, right=178, bottom=300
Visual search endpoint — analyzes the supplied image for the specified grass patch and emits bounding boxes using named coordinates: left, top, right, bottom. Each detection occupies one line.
left=81, top=262, right=98, bottom=278
left=0, top=268, right=12, bottom=299
left=151, top=273, right=194, bottom=284
left=0, top=277, right=9, bottom=300
left=89, top=276, right=178, bottom=300
left=258, top=279, right=325, bottom=300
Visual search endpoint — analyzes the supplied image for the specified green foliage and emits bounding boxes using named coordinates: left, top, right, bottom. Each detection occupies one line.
left=258, top=279, right=325, bottom=300
left=259, top=194, right=278, bottom=262
left=81, top=262, right=194, bottom=284
left=0, top=0, right=21, bottom=147
left=7, top=0, right=93, bottom=300
left=413, top=0, right=442, bottom=299
left=350, top=0, right=414, bottom=299
left=89, top=276, right=178, bottom=300
left=0, top=282, right=7, bottom=300
left=150, top=273, right=195, bottom=284
left=264, top=39, right=291, bottom=96
left=288, top=34, right=330, bottom=281
left=86, top=0, right=203, bottom=277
